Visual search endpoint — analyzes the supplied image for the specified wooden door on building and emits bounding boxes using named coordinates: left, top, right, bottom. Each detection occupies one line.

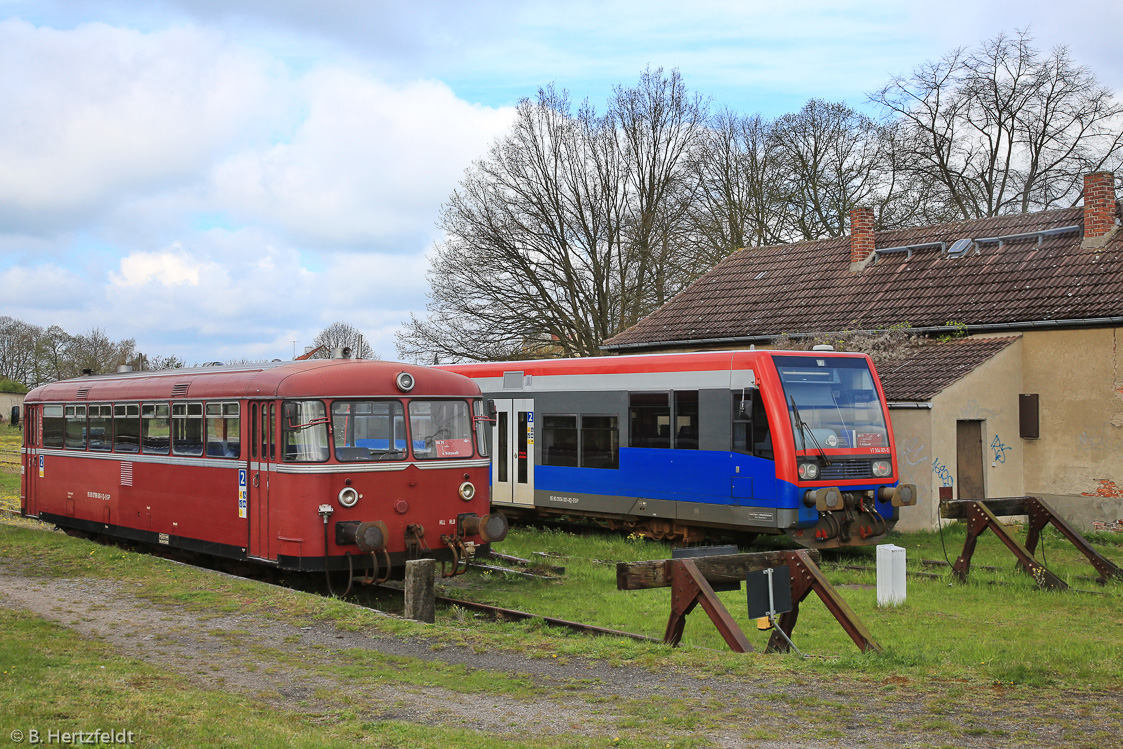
left=956, top=420, right=986, bottom=500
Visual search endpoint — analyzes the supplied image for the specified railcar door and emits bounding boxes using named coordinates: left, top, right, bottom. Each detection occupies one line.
left=491, top=398, right=534, bottom=507
left=248, top=401, right=274, bottom=560
left=22, top=405, right=37, bottom=517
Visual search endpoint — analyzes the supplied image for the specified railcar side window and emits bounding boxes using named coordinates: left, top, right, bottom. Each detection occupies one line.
left=64, top=405, right=87, bottom=450
left=88, top=405, right=112, bottom=452
left=282, top=400, right=329, bottom=462
left=114, top=404, right=140, bottom=453
left=673, top=391, right=699, bottom=450
left=43, top=405, right=64, bottom=448
left=206, top=402, right=241, bottom=458
left=172, top=402, right=204, bottom=457
left=732, top=391, right=774, bottom=460
left=473, top=399, right=490, bottom=458
left=142, top=403, right=170, bottom=454
left=542, top=415, right=578, bottom=467
left=331, top=400, right=406, bottom=462
left=409, top=400, right=473, bottom=459
left=581, top=415, right=619, bottom=468
left=629, top=393, right=670, bottom=448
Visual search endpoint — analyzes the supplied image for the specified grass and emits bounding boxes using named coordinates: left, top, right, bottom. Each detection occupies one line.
left=2, top=423, right=1123, bottom=745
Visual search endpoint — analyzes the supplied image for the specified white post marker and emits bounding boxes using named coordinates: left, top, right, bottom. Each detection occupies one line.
left=876, top=544, right=907, bottom=607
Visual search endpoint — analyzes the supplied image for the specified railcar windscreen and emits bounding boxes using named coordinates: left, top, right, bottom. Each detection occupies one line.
left=282, top=400, right=330, bottom=462
left=772, top=355, right=889, bottom=450
left=331, top=400, right=407, bottom=461
left=409, top=400, right=474, bottom=459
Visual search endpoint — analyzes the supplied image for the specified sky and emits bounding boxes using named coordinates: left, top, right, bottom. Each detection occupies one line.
left=2, top=0, right=1120, bottom=364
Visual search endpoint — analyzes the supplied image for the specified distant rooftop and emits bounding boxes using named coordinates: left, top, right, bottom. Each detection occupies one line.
left=877, top=337, right=1019, bottom=403
left=605, top=205, right=1123, bottom=351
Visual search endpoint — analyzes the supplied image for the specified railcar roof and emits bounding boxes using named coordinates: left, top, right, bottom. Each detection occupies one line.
left=25, top=359, right=481, bottom=403
left=440, top=348, right=872, bottom=378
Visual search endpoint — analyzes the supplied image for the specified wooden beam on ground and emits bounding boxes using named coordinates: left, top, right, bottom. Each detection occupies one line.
left=617, top=549, right=820, bottom=591
left=940, top=497, right=1031, bottom=519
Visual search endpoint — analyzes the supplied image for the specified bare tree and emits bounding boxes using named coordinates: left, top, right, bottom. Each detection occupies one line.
left=771, top=99, right=892, bottom=239
left=312, top=322, right=376, bottom=359
left=0, top=317, right=42, bottom=387
left=871, top=29, right=1123, bottom=218
left=688, top=110, right=793, bottom=257
left=609, top=67, right=708, bottom=324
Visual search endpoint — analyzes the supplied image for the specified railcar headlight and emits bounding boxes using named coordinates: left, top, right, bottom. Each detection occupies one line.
left=872, top=460, right=892, bottom=477
left=395, top=371, right=415, bottom=392
left=338, top=487, right=359, bottom=507
left=798, top=461, right=820, bottom=481
left=459, top=481, right=476, bottom=501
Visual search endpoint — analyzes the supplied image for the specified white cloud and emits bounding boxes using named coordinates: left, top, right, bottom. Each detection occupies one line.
left=0, top=19, right=280, bottom=234
left=210, top=68, right=514, bottom=248
left=111, top=246, right=209, bottom=287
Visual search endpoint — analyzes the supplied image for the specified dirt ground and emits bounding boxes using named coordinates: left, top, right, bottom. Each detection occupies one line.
left=2, top=561, right=1120, bottom=749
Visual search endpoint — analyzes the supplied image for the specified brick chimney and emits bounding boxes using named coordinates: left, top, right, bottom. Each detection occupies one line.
left=1083, top=171, right=1119, bottom=248
left=849, top=206, right=875, bottom=272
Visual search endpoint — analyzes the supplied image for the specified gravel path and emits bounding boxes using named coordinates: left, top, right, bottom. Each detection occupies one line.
left=1, top=565, right=1119, bottom=748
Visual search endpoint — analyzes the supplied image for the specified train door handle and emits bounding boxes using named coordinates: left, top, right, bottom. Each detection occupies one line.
left=252, top=473, right=259, bottom=487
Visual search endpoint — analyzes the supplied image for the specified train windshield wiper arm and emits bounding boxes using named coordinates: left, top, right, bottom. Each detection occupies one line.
left=790, top=396, right=831, bottom=466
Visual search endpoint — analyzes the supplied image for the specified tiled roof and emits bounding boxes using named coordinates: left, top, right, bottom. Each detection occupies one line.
left=877, top=337, right=1019, bottom=402
left=605, top=206, right=1123, bottom=349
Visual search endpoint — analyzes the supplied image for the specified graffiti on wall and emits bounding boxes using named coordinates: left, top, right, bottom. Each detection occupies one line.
left=900, top=437, right=928, bottom=466
left=959, top=400, right=1001, bottom=420
left=1076, top=424, right=1123, bottom=455
left=990, top=434, right=1012, bottom=464
left=932, top=457, right=954, bottom=488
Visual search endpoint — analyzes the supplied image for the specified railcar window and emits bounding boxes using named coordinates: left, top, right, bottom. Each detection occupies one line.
left=542, top=415, right=578, bottom=467
left=331, top=400, right=406, bottom=462
left=172, top=402, right=204, bottom=457
left=88, top=405, right=112, bottom=452
left=282, top=400, right=329, bottom=462
left=629, top=393, right=670, bottom=448
left=773, top=355, right=888, bottom=450
left=732, top=391, right=774, bottom=460
left=473, top=399, right=490, bottom=458
left=206, top=402, right=241, bottom=458
left=581, top=415, right=619, bottom=468
left=409, top=400, right=473, bottom=459
left=113, top=404, right=140, bottom=453
left=142, top=404, right=170, bottom=454
left=64, top=405, right=87, bottom=450
left=43, top=405, right=64, bottom=448
left=673, top=391, right=699, bottom=450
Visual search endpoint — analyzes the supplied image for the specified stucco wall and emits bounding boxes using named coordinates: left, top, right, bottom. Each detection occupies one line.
left=1022, top=327, right=1123, bottom=527
left=886, top=407, right=934, bottom=532
left=0, top=392, right=24, bottom=424
left=929, top=337, right=1025, bottom=502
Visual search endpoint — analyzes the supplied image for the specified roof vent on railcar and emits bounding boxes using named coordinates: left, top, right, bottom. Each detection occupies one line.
left=811, top=344, right=835, bottom=351
left=116, top=365, right=133, bottom=373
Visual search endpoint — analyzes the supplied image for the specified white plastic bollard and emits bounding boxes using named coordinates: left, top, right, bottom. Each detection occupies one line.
left=876, top=544, right=906, bottom=607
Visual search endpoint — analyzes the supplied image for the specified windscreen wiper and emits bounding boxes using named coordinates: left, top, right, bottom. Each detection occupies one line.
left=790, top=396, right=832, bottom=466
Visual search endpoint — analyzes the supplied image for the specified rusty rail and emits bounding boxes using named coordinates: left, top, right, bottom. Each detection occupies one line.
left=617, top=549, right=881, bottom=654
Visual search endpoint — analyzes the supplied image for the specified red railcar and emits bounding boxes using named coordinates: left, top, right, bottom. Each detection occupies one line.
left=20, top=359, right=506, bottom=575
